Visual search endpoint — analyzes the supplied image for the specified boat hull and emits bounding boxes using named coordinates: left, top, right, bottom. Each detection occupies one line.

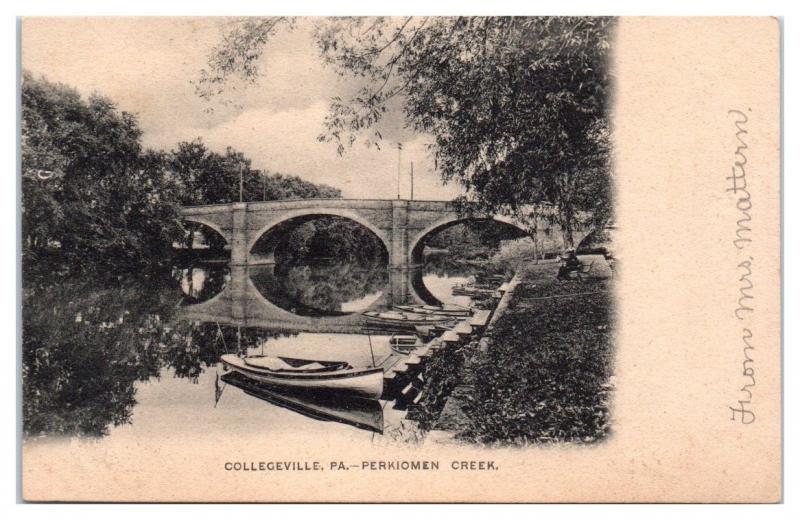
left=220, top=355, right=384, bottom=400
left=392, top=305, right=472, bottom=317
left=363, top=311, right=454, bottom=326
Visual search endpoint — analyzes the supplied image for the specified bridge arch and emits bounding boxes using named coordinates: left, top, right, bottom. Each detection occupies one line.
left=247, top=208, right=392, bottom=261
left=408, top=215, right=530, bottom=265
left=181, top=215, right=229, bottom=246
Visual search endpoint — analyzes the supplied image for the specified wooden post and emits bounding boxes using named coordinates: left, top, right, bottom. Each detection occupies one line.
left=396, top=143, right=402, bottom=200
left=239, top=163, right=244, bottom=203
left=410, top=161, right=414, bottom=200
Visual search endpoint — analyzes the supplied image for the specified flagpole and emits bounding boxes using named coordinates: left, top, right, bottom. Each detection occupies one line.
left=238, top=163, right=244, bottom=203
left=410, top=161, right=414, bottom=200
left=396, top=143, right=402, bottom=200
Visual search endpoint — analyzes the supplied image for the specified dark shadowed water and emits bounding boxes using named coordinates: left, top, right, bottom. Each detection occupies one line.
left=22, top=258, right=478, bottom=443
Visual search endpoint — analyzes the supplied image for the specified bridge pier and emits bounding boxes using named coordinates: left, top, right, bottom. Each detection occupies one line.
left=230, top=203, right=249, bottom=266
left=390, top=199, right=410, bottom=271
left=229, top=264, right=248, bottom=321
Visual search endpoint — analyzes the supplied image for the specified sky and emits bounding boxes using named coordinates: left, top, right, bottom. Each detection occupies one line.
left=21, top=17, right=461, bottom=200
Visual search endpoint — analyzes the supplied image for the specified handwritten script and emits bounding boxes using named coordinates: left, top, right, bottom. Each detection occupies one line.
left=726, top=109, right=756, bottom=425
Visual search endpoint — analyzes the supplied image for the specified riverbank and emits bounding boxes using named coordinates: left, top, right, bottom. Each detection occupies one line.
left=428, top=261, right=614, bottom=446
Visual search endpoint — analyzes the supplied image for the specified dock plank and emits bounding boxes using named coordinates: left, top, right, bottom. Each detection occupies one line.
left=470, top=310, right=491, bottom=327
left=441, top=330, right=460, bottom=343
left=405, top=355, right=421, bottom=365
left=453, top=321, right=473, bottom=335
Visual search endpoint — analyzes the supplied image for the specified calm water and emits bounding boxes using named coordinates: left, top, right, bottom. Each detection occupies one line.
left=22, top=259, right=478, bottom=443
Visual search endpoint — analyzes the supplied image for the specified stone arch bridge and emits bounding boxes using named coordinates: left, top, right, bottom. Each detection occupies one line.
left=178, top=198, right=581, bottom=270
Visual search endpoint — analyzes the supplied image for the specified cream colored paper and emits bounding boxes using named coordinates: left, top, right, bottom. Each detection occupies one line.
left=20, top=17, right=781, bottom=503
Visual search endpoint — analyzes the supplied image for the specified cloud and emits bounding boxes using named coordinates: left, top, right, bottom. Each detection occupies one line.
left=22, top=17, right=463, bottom=200
left=148, top=100, right=459, bottom=200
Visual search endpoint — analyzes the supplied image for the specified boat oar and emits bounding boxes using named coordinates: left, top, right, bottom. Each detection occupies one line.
left=237, top=325, right=241, bottom=352
left=214, top=371, right=226, bottom=408
left=215, top=322, right=228, bottom=352
left=367, top=334, right=376, bottom=368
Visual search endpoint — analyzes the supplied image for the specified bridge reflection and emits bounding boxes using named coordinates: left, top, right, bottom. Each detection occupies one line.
left=177, top=265, right=439, bottom=334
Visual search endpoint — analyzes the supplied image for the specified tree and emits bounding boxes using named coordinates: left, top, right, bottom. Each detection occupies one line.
left=21, top=72, right=185, bottom=274
left=196, top=17, right=615, bottom=246
left=168, top=138, right=342, bottom=206
left=167, top=139, right=344, bottom=251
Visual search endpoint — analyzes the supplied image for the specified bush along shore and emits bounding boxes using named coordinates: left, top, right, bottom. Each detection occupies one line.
left=405, top=338, right=471, bottom=431
left=412, top=261, right=614, bottom=447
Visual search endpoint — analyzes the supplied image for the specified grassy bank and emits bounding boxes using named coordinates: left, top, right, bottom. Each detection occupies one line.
left=458, top=262, right=614, bottom=445
left=405, top=339, right=471, bottom=431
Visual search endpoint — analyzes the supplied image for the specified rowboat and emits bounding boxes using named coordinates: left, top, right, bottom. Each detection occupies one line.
left=414, top=322, right=455, bottom=338
left=392, top=304, right=472, bottom=317
left=390, top=334, right=420, bottom=346
left=362, top=310, right=454, bottom=326
left=220, top=372, right=384, bottom=433
left=477, top=274, right=507, bottom=284
left=389, top=334, right=423, bottom=354
left=220, top=354, right=384, bottom=400
left=452, top=284, right=496, bottom=297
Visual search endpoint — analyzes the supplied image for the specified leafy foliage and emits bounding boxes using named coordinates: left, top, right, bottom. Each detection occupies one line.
left=167, top=139, right=345, bottom=253
left=21, top=72, right=347, bottom=275
left=460, top=264, right=613, bottom=445
left=21, top=72, right=183, bottom=274
left=252, top=214, right=389, bottom=266
left=250, top=261, right=388, bottom=316
left=422, top=220, right=527, bottom=261
left=406, top=340, right=470, bottom=431
left=489, top=237, right=540, bottom=273
left=168, top=138, right=341, bottom=206
left=22, top=266, right=294, bottom=437
left=195, top=17, right=296, bottom=106
left=197, top=17, right=616, bottom=244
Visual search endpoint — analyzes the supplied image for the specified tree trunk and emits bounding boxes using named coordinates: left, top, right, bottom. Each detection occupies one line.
left=560, top=206, right=575, bottom=250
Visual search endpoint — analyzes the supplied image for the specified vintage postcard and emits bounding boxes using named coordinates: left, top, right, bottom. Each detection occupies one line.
left=19, top=16, right=781, bottom=502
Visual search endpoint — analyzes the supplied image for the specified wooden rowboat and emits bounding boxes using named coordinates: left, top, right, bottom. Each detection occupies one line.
left=392, top=304, right=472, bottom=317
left=362, top=310, right=453, bottom=326
left=220, top=354, right=384, bottom=400
left=414, top=322, right=456, bottom=337
left=389, top=334, right=423, bottom=354
left=452, top=285, right=496, bottom=297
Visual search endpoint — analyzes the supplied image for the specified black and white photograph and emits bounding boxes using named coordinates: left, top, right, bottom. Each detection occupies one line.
left=21, top=16, right=615, bottom=445
left=16, top=13, right=782, bottom=504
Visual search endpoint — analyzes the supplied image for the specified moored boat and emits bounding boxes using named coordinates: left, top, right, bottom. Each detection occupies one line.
left=414, top=322, right=455, bottom=338
left=362, top=310, right=454, bottom=326
left=452, top=284, right=496, bottom=297
left=392, top=304, right=472, bottom=317
left=220, top=354, right=384, bottom=400
left=477, top=274, right=507, bottom=284
left=390, top=334, right=420, bottom=346
left=389, top=334, right=423, bottom=354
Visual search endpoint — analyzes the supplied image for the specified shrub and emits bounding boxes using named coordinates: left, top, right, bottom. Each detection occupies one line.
left=406, top=340, right=470, bottom=431
left=460, top=275, right=613, bottom=445
left=489, top=237, right=538, bottom=273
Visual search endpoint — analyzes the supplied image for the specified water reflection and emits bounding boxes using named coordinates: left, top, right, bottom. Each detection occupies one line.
left=21, top=270, right=291, bottom=437
left=23, top=274, right=173, bottom=437
left=419, top=255, right=483, bottom=307
left=175, top=264, right=229, bottom=304
left=22, top=256, right=480, bottom=439
left=249, top=261, right=387, bottom=316
left=220, top=372, right=385, bottom=434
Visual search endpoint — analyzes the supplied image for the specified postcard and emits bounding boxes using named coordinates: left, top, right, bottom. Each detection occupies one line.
left=19, top=16, right=781, bottom=502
